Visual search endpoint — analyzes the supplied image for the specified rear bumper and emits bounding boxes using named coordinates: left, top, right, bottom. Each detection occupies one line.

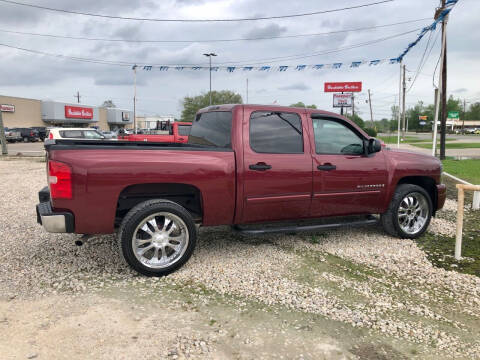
left=436, top=184, right=447, bottom=210
left=36, top=187, right=74, bottom=233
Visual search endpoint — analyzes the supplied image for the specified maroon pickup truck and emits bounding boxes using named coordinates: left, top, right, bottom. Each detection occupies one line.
left=37, top=104, right=446, bottom=276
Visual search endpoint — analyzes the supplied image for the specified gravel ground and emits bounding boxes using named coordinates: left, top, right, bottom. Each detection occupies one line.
left=1, top=158, right=479, bottom=359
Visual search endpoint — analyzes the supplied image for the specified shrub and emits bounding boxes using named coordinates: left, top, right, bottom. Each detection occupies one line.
left=363, top=127, right=377, bottom=137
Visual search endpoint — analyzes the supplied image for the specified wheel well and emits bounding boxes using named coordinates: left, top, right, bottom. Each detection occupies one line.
left=397, top=176, right=437, bottom=214
left=116, top=183, right=202, bottom=226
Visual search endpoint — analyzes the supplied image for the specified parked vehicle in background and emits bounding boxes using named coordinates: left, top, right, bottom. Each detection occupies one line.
left=4, top=128, right=22, bottom=142
left=119, top=122, right=191, bottom=143
left=31, top=127, right=47, bottom=141
left=47, top=128, right=106, bottom=140
left=36, top=104, right=446, bottom=277
left=102, top=131, right=118, bottom=140
left=465, top=128, right=479, bottom=134
left=10, top=128, right=39, bottom=142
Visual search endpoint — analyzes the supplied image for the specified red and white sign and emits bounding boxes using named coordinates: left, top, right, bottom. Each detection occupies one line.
left=333, top=93, right=353, bottom=108
left=324, top=82, right=362, bottom=93
left=1, top=104, right=15, bottom=112
left=65, top=105, right=94, bottom=119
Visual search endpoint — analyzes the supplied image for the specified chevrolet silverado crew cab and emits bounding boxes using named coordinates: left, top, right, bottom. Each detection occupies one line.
left=36, top=104, right=446, bottom=276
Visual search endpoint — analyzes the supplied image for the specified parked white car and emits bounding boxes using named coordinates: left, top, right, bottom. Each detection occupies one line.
left=47, top=128, right=106, bottom=140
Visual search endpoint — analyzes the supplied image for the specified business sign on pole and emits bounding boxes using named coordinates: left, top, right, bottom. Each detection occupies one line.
left=64, top=105, right=94, bottom=119
left=333, top=93, right=353, bottom=108
left=448, top=111, right=459, bottom=120
left=324, top=82, right=362, bottom=92
left=0, top=104, right=15, bottom=112
left=419, top=115, right=428, bottom=121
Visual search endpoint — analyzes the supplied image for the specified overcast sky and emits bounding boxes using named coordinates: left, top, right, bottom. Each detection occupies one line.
left=0, top=0, right=478, bottom=120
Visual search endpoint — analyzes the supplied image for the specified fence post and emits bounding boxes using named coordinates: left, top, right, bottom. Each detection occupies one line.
left=455, top=185, right=464, bottom=260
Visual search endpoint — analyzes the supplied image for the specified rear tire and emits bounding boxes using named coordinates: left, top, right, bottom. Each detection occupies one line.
left=118, top=199, right=197, bottom=276
left=381, top=184, right=432, bottom=239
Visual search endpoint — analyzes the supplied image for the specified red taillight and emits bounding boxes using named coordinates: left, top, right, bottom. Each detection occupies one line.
left=48, top=161, right=72, bottom=199
left=48, top=132, right=53, bottom=139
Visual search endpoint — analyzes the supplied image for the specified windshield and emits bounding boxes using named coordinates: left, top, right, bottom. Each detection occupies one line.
left=187, top=111, right=232, bottom=148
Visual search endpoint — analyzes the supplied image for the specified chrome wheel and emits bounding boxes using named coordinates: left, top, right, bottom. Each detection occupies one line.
left=132, top=212, right=189, bottom=269
left=397, top=192, right=429, bottom=235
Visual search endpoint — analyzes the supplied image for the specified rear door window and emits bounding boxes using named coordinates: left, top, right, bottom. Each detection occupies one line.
left=188, top=112, right=232, bottom=148
left=178, top=125, right=191, bottom=136
left=249, top=111, right=303, bottom=153
left=83, top=130, right=104, bottom=139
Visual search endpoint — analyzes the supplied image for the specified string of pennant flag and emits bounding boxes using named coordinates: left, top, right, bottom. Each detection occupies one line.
left=136, top=58, right=400, bottom=72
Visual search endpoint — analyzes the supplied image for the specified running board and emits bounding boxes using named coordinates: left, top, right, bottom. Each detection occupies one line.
left=232, top=216, right=378, bottom=235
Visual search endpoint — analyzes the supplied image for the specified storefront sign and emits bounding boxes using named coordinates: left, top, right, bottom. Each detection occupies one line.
left=65, top=105, right=93, bottom=119
left=333, top=93, right=353, bottom=108
left=0, top=104, right=15, bottom=112
left=122, top=112, right=130, bottom=121
left=324, top=82, right=362, bottom=92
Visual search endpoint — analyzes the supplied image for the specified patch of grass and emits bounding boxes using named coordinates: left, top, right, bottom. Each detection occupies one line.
left=442, top=159, right=480, bottom=184
left=413, top=142, right=480, bottom=150
left=416, top=209, right=480, bottom=277
left=378, top=136, right=423, bottom=144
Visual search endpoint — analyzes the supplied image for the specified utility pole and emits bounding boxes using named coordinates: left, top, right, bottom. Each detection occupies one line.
left=340, top=92, right=344, bottom=116
left=397, top=61, right=402, bottom=148
left=402, top=64, right=406, bottom=139
left=74, top=91, right=81, bottom=103
left=0, top=109, right=8, bottom=155
left=368, top=89, right=374, bottom=128
left=462, top=99, right=467, bottom=133
left=439, top=0, right=448, bottom=160
left=132, top=64, right=137, bottom=134
left=203, top=53, right=217, bottom=106
left=352, top=93, right=355, bottom=118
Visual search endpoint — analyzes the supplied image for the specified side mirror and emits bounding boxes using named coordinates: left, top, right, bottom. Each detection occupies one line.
left=368, top=138, right=382, bottom=153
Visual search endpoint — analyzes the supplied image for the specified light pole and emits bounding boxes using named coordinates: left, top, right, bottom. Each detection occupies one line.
left=132, top=64, right=137, bottom=134
left=203, top=53, right=217, bottom=105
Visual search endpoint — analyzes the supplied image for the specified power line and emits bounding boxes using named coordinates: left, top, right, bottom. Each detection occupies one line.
left=0, top=28, right=419, bottom=68
left=406, top=27, right=440, bottom=93
left=0, top=18, right=429, bottom=44
left=0, top=0, right=395, bottom=22
left=215, top=28, right=420, bottom=66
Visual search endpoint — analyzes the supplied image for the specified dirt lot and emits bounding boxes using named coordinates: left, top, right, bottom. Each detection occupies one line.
left=1, top=157, right=479, bottom=359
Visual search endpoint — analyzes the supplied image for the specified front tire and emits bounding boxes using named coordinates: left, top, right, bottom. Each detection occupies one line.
left=381, top=184, right=432, bottom=239
left=118, top=199, right=197, bottom=276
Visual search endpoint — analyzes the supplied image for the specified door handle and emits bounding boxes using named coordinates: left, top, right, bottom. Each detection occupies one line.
left=249, top=163, right=272, bottom=171
left=317, top=163, right=336, bottom=171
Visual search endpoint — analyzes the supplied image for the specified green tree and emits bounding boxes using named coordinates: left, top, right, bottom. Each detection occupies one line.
left=447, top=95, right=462, bottom=114
left=346, top=113, right=365, bottom=129
left=290, top=102, right=317, bottom=109
left=467, top=102, right=480, bottom=120
left=101, top=100, right=116, bottom=108
left=180, top=90, right=243, bottom=122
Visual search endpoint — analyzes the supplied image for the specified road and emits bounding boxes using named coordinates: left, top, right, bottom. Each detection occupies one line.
left=4, top=141, right=45, bottom=156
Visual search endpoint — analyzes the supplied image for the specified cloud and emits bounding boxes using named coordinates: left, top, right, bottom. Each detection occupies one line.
left=452, top=88, right=468, bottom=93
left=278, top=82, right=311, bottom=91
left=243, top=24, right=287, bottom=38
